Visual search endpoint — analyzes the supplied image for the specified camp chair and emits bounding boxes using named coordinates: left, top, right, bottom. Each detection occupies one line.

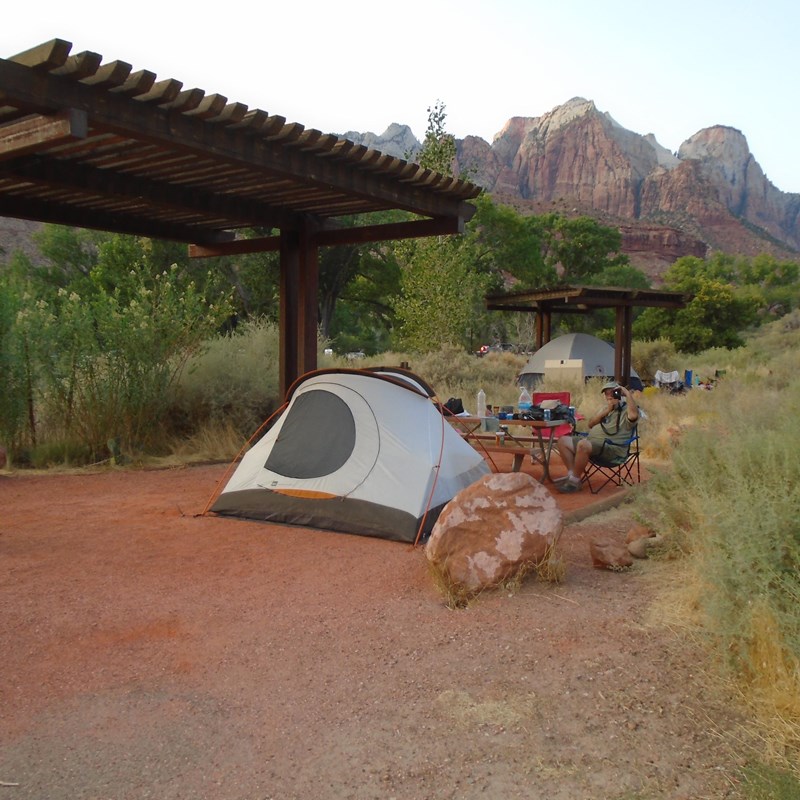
left=533, top=391, right=574, bottom=437
left=581, top=427, right=640, bottom=494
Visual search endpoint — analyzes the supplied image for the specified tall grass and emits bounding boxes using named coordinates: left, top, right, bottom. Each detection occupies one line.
left=170, top=317, right=282, bottom=439
left=634, top=319, right=800, bottom=777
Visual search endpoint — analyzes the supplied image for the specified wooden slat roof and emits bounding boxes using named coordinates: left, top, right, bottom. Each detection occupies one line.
left=485, top=285, right=692, bottom=387
left=486, top=285, right=691, bottom=313
left=0, top=39, right=481, bottom=247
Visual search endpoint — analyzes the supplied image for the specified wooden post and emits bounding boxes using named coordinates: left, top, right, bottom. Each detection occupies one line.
left=279, top=230, right=300, bottom=400
left=279, top=226, right=319, bottom=398
left=297, top=226, right=318, bottom=380
left=621, top=305, right=633, bottom=387
left=535, top=308, right=552, bottom=349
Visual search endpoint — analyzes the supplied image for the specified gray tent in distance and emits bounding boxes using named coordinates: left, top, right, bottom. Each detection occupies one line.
left=517, top=333, right=643, bottom=390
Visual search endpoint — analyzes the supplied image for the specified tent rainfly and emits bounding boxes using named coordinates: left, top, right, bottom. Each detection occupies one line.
left=209, top=368, right=490, bottom=543
left=518, top=333, right=643, bottom=390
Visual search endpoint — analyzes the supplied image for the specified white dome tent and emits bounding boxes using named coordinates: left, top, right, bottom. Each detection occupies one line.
left=517, top=333, right=643, bottom=390
left=209, top=368, right=490, bottom=543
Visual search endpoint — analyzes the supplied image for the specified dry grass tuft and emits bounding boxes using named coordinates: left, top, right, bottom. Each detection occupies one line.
left=166, top=419, right=244, bottom=464
left=533, top=540, right=567, bottom=584
left=427, top=539, right=565, bottom=609
left=741, top=603, right=800, bottom=775
left=425, top=559, right=479, bottom=610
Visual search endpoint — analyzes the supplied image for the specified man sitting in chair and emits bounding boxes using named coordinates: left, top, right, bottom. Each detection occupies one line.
left=555, top=381, right=639, bottom=493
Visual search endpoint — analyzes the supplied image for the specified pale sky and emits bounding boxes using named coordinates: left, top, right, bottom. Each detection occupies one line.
left=4, top=0, right=798, bottom=192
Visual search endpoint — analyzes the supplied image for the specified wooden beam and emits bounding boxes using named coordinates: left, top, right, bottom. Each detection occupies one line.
left=187, top=216, right=465, bottom=258
left=0, top=193, right=234, bottom=245
left=109, top=69, right=156, bottom=98
left=0, top=109, right=87, bottom=159
left=1, top=152, right=306, bottom=230
left=80, top=60, right=133, bottom=89
left=316, top=216, right=464, bottom=245
left=51, top=51, right=103, bottom=79
left=189, top=237, right=280, bottom=258
left=134, top=78, right=183, bottom=105
left=8, top=38, right=71, bottom=70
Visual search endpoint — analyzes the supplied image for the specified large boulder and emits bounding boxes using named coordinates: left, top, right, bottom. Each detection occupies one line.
left=425, top=472, right=562, bottom=593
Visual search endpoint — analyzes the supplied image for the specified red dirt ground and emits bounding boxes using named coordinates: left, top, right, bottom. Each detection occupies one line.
left=1, top=458, right=750, bottom=800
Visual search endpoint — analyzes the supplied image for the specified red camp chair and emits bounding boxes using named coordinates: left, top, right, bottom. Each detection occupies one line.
left=533, top=392, right=574, bottom=438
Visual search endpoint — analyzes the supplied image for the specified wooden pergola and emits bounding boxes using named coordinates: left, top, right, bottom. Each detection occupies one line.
left=0, top=39, right=480, bottom=394
left=485, top=285, right=691, bottom=386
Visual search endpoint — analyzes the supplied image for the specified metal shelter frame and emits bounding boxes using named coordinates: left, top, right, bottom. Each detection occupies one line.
left=0, top=39, right=481, bottom=394
left=485, top=285, right=691, bottom=386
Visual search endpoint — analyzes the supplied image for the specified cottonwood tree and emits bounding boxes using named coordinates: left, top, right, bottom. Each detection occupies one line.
left=634, top=258, right=759, bottom=353
left=394, top=102, right=490, bottom=351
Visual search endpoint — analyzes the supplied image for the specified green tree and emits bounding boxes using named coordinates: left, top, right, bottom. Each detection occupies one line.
left=634, top=271, right=758, bottom=353
left=327, top=244, right=402, bottom=354
left=24, top=261, right=233, bottom=455
left=394, top=102, right=489, bottom=351
left=317, top=211, right=407, bottom=347
left=0, top=257, right=33, bottom=452
left=32, top=224, right=100, bottom=287
left=415, top=100, right=456, bottom=174
left=537, top=214, right=629, bottom=283
left=394, top=236, right=489, bottom=351
left=3, top=228, right=235, bottom=458
left=464, top=195, right=555, bottom=288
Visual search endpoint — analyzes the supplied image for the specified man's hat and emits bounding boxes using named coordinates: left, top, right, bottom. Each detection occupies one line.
left=601, top=381, right=621, bottom=393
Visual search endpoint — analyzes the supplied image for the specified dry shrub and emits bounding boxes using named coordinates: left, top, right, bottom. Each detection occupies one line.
left=171, top=318, right=281, bottom=437
left=167, top=418, right=244, bottom=463
left=742, top=603, right=800, bottom=773
left=632, top=337, right=679, bottom=382
left=638, top=367, right=800, bottom=776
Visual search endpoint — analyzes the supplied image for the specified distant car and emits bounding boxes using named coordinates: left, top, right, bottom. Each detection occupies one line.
left=345, top=351, right=366, bottom=360
left=476, top=343, right=516, bottom=357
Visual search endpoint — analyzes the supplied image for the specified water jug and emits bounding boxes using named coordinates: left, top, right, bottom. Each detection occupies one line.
left=518, top=386, right=532, bottom=414
left=477, top=388, right=486, bottom=418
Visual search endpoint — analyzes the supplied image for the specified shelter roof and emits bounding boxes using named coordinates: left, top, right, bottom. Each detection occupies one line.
left=486, top=285, right=692, bottom=388
left=486, top=284, right=691, bottom=313
left=0, top=39, right=480, bottom=249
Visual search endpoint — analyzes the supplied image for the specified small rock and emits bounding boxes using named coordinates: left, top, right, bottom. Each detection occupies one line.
left=590, top=537, right=633, bottom=569
left=625, top=523, right=654, bottom=544
left=627, top=537, right=649, bottom=558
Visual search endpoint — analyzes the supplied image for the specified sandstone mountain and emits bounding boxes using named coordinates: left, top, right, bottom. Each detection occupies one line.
left=344, top=97, right=800, bottom=280
left=3, top=99, right=798, bottom=282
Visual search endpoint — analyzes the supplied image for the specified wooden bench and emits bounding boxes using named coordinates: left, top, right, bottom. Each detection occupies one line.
left=472, top=443, right=534, bottom=473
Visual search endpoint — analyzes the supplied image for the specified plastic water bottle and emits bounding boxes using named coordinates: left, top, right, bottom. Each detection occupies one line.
left=518, top=386, right=532, bottom=414
left=477, top=388, right=486, bottom=418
